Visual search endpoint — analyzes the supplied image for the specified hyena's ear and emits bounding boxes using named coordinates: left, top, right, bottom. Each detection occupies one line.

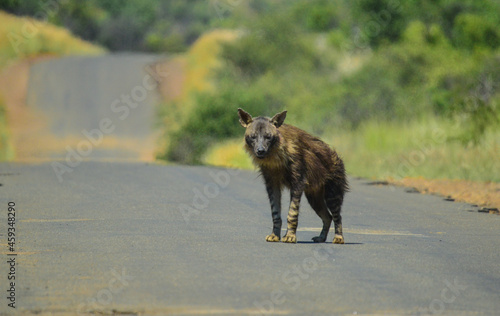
left=271, top=110, right=287, bottom=128
left=238, top=108, right=253, bottom=127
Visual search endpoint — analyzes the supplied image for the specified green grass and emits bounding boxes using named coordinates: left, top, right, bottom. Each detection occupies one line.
left=330, top=118, right=499, bottom=182
left=203, top=117, right=499, bottom=182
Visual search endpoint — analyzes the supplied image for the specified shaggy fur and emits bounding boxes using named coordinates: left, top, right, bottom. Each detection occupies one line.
left=238, top=108, right=348, bottom=243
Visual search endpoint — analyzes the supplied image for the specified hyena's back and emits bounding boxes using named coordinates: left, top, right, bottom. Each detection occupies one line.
left=263, top=124, right=348, bottom=195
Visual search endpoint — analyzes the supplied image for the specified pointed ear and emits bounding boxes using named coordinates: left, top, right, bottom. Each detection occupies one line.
left=238, top=108, right=253, bottom=127
left=271, top=110, right=287, bottom=128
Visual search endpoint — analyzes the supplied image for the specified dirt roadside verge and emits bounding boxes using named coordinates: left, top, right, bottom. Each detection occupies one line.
left=0, top=56, right=58, bottom=160
left=389, top=177, right=500, bottom=213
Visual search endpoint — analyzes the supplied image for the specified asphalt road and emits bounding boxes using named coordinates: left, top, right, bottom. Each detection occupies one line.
left=0, top=162, right=499, bottom=315
left=25, top=54, right=165, bottom=160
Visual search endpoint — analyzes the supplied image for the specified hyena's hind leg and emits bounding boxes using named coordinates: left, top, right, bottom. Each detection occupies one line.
left=305, top=190, right=332, bottom=243
left=325, top=181, right=345, bottom=244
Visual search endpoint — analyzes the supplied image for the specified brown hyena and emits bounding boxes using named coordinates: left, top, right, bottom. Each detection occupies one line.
left=238, top=108, right=348, bottom=244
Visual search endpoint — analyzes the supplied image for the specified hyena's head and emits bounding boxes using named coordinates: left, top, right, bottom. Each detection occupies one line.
left=237, top=108, right=287, bottom=159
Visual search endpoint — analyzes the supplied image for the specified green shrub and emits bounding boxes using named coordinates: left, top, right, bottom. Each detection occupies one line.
left=163, top=85, right=274, bottom=164
left=219, top=13, right=320, bottom=79
left=291, top=0, right=338, bottom=32
left=453, top=13, right=500, bottom=50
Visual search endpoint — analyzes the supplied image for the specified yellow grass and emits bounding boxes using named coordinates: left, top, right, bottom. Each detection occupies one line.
left=0, top=94, right=14, bottom=160
left=158, top=30, right=238, bottom=150
left=203, top=139, right=253, bottom=170
left=0, top=10, right=105, bottom=69
left=184, top=29, right=238, bottom=95
left=172, top=29, right=238, bottom=115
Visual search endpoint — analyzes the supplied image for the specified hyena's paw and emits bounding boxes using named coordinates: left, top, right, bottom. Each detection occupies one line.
left=265, top=233, right=280, bottom=242
left=312, top=236, right=327, bottom=243
left=282, top=234, right=297, bottom=243
left=332, top=234, right=344, bottom=244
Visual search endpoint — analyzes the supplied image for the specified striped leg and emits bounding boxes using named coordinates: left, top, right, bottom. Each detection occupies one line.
left=306, top=190, right=332, bottom=243
left=282, top=187, right=303, bottom=243
left=265, top=182, right=282, bottom=242
left=325, top=183, right=345, bottom=244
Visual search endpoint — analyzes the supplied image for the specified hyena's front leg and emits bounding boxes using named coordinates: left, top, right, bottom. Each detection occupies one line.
left=265, top=182, right=282, bottom=242
left=283, top=186, right=304, bottom=243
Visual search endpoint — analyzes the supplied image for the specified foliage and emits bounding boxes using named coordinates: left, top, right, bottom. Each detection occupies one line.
left=348, top=0, right=500, bottom=50
left=155, top=30, right=238, bottom=164
left=162, top=83, right=273, bottom=164
left=162, top=12, right=331, bottom=163
left=0, top=11, right=104, bottom=69
left=4, top=1, right=497, bottom=180
left=291, top=0, right=339, bottom=32
left=4, top=0, right=500, bottom=54
left=2, top=0, right=217, bottom=52
left=219, top=13, right=320, bottom=79
left=157, top=1, right=500, bottom=171
left=433, top=55, right=500, bottom=144
left=452, top=13, right=500, bottom=50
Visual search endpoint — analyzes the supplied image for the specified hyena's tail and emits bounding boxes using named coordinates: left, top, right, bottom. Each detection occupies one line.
left=325, top=172, right=346, bottom=241
left=325, top=156, right=348, bottom=217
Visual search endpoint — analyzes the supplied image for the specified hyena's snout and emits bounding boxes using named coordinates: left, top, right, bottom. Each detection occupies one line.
left=255, top=146, right=266, bottom=158
left=254, top=138, right=270, bottom=158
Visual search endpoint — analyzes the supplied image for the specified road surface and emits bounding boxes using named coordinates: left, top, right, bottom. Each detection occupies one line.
left=0, top=162, right=499, bottom=315
left=24, top=54, right=166, bottom=160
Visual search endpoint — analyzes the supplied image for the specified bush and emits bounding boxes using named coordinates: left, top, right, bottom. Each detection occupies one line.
left=452, top=13, right=500, bottom=50
left=291, top=0, right=339, bottom=32
left=164, top=85, right=273, bottom=164
left=219, top=13, right=320, bottom=79
left=434, top=56, right=500, bottom=144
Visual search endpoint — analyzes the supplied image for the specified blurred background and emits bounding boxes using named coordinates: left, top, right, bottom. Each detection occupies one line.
left=0, top=0, right=498, bottom=188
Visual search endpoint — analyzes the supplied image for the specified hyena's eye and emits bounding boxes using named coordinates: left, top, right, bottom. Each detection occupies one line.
left=264, top=134, right=272, bottom=140
left=246, top=135, right=256, bottom=145
left=245, top=136, right=255, bottom=146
